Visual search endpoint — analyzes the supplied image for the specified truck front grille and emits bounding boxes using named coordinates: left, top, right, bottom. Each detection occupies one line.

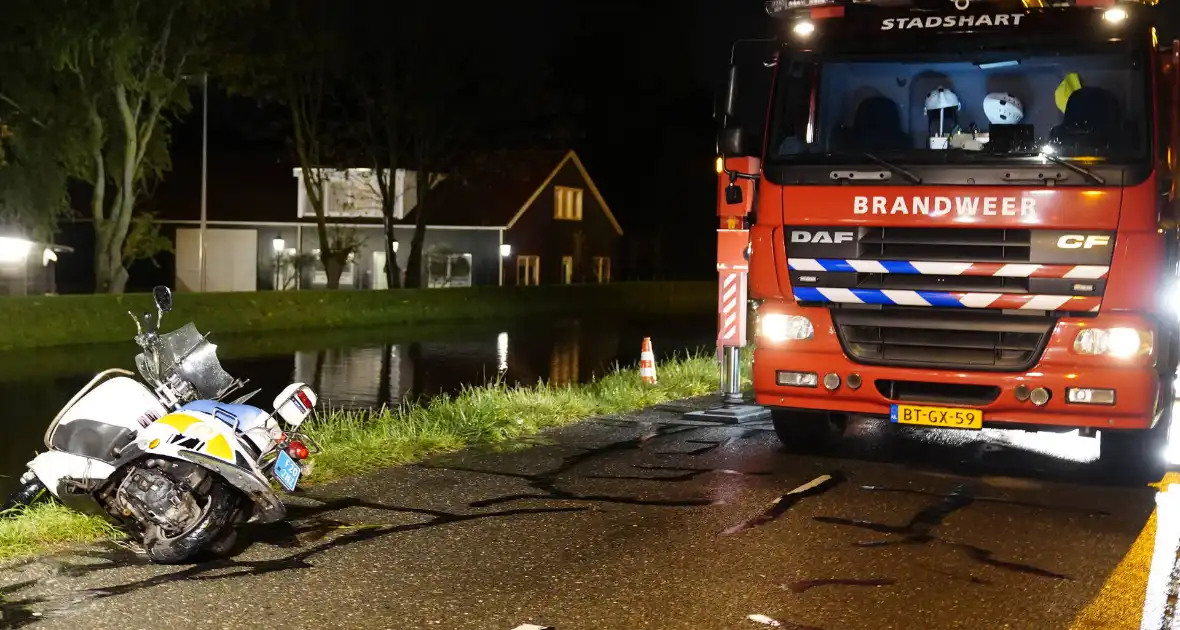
left=859, top=227, right=1031, bottom=263
left=831, top=307, right=1055, bottom=371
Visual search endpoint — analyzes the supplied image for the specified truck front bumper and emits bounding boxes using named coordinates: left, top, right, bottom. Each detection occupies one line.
left=752, top=306, right=1166, bottom=431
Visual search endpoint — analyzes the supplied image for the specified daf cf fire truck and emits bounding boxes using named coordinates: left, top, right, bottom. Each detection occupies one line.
left=717, top=0, right=1180, bottom=463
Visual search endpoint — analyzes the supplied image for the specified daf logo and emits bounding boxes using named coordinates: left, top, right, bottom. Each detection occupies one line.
left=1056, top=235, right=1111, bottom=249
left=791, top=231, right=855, bottom=244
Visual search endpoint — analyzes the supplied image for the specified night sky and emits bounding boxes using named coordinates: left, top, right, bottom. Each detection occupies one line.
left=163, top=0, right=773, bottom=282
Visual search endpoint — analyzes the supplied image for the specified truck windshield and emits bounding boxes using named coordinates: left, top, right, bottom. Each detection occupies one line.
left=768, top=43, right=1149, bottom=165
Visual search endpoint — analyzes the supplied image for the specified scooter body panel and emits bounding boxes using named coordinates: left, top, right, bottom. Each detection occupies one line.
left=135, top=409, right=287, bottom=523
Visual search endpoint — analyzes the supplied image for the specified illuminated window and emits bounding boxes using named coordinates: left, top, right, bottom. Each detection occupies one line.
left=593, top=257, right=611, bottom=283
left=555, top=186, right=583, bottom=221
left=517, top=255, right=540, bottom=286
left=561, top=256, right=573, bottom=284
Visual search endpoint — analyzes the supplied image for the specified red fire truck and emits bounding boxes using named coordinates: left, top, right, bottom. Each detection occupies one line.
left=717, top=0, right=1180, bottom=464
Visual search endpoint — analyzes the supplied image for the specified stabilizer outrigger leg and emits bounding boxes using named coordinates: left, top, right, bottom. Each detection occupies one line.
left=684, top=156, right=769, bottom=425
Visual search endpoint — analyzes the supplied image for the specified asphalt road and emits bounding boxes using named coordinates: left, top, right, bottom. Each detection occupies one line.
left=0, top=397, right=1172, bottom=630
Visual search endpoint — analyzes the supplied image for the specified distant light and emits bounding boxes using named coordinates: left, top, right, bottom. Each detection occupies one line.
left=793, top=21, right=815, bottom=36
left=1041, top=144, right=1056, bottom=155
left=715, top=156, right=724, bottom=174
left=0, top=237, right=34, bottom=264
left=978, top=60, right=1020, bottom=70
left=1103, top=7, right=1127, bottom=23
left=500, top=244, right=512, bottom=258
left=272, top=238, right=286, bottom=254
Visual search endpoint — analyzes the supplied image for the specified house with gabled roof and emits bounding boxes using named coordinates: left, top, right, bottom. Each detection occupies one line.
left=139, top=148, right=621, bottom=291
left=402, top=149, right=623, bottom=286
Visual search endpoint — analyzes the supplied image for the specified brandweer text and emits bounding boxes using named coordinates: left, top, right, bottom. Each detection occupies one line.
left=852, top=196, right=1037, bottom=217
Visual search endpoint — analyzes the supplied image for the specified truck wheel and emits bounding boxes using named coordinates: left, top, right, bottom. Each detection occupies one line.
left=1099, top=429, right=1167, bottom=472
left=1099, top=416, right=1171, bottom=474
left=771, top=409, right=846, bottom=451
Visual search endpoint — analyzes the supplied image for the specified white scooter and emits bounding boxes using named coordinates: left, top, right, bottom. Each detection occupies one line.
left=4, top=286, right=320, bottom=564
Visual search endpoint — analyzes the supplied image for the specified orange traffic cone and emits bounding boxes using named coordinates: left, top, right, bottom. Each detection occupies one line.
left=640, top=337, right=658, bottom=385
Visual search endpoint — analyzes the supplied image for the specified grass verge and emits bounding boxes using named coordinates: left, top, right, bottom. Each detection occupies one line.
left=0, top=503, right=121, bottom=562
left=0, top=350, right=749, bottom=562
left=303, top=351, right=742, bottom=483
left=0, top=281, right=715, bottom=350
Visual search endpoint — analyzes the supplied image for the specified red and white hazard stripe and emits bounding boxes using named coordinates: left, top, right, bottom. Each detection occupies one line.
left=905, top=261, right=1110, bottom=279
left=721, top=272, right=740, bottom=342
left=787, top=258, right=1109, bottom=279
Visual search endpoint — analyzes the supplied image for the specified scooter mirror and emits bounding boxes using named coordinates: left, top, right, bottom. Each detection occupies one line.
left=152, top=285, right=173, bottom=313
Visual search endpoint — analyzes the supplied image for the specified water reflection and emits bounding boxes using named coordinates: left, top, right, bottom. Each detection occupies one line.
left=291, top=320, right=617, bottom=408
left=549, top=323, right=580, bottom=388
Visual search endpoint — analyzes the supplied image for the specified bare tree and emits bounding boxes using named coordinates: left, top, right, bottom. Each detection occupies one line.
left=227, top=1, right=355, bottom=288
left=337, top=1, right=574, bottom=289
left=0, top=0, right=236, bottom=292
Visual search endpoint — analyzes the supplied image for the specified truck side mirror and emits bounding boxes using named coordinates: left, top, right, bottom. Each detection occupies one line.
left=724, top=65, right=739, bottom=118
left=719, top=127, right=746, bottom=158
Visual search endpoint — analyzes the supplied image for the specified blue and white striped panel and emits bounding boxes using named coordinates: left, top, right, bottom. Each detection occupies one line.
left=788, top=259, right=973, bottom=274
left=792, top=288, right=1102, bottom=312
left=793, top=287, right=966, bottom=307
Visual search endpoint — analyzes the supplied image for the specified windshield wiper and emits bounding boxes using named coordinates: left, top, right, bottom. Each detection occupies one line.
left=858, top=152, right=922, bottom=184
left=1036, top=152, right=1105, bottom=185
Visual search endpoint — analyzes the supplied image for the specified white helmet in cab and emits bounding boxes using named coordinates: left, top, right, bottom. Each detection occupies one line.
left=983, top=92, right=1024, bottom=124
left=924, top=87, right=960, bottom=113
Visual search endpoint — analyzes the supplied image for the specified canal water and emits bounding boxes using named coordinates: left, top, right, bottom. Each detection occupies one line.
left=0, top=314, right=716, bottom=497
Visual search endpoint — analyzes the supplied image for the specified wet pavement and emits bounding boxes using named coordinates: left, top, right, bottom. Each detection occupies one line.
left=0, top=398, right=1170, bottom=630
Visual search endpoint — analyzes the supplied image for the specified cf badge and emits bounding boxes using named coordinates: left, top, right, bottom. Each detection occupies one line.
left=1056, top=235, right=1111, bottom=249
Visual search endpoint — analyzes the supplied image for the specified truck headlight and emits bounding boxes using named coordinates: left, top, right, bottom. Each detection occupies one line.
left=758, top=313, right=813, bottom=342
left=1073, top=328, right=1153, bottom=358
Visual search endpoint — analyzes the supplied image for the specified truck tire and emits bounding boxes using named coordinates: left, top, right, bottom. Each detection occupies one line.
left=1099, top=395, right=1171, bottom=473
left=1099, top=426, right=1168, bottom=472
left=771, top=409, right=846, bottom=451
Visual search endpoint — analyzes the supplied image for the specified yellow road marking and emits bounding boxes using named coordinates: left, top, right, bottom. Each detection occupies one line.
left=1071, top=472, right=1180, bottom=630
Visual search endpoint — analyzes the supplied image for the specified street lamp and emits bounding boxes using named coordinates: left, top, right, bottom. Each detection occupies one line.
left=0, top=237, right=33, bottom=264
left=498, top=243, right=512, bottom=287
left=198, top=73, right=208, bottom=292
left=272, top=237, right=285, bottom=290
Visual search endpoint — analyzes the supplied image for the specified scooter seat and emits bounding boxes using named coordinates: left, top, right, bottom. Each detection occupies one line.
left=180, top=400, right=272, bottom=433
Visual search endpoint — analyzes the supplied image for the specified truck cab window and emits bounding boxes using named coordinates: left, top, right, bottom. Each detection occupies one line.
left=770, top=46, right=1148, bottom=164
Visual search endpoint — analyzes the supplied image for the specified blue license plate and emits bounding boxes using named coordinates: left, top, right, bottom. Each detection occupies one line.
left=273, top=450, right=302, bottom=492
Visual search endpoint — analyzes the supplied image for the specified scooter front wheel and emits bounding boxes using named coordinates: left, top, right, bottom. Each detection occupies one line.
left=1, top=476, right=46, bottom=514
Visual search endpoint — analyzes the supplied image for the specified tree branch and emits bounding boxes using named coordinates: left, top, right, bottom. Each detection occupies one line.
left=0, top=94, right=47, bottom=128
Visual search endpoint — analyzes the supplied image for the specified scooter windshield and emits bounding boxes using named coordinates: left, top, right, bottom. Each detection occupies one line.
left=135, top=322, right=237, bottom=400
